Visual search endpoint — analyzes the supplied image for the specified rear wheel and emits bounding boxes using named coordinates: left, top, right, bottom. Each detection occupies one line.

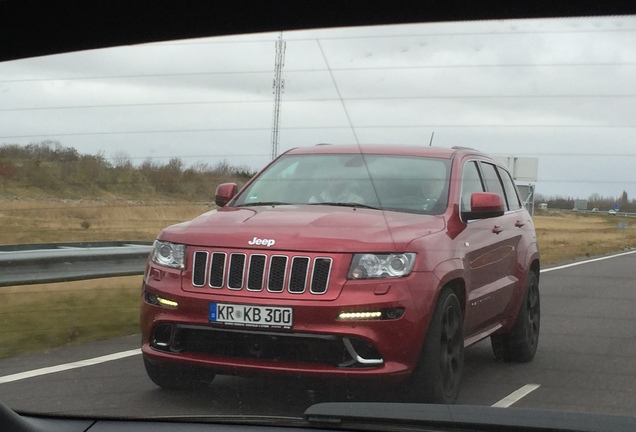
left=491, top=270, right=540, bottom=362
left=408, top=288, right=464, bottom=404
left=143, top=356, right=216, bottom=390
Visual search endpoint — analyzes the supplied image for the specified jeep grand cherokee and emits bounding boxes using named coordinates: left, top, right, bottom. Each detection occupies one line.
left=140, top=144, right=540, bottom=403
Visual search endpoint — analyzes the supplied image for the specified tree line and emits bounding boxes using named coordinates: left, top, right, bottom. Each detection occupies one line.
left=535, top=190, right=636, bottom=212
left=0, top=141, right=255, bottom=199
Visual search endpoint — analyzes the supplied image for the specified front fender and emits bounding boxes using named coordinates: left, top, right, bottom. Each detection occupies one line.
left=433, top=258, right=466, bottom=290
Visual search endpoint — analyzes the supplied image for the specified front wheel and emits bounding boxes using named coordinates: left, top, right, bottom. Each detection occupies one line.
left=143, top=356, right=216, bottom=390
left=491, top=270, right=540, bottom=362
left=408, top=288, right=464, bottom=404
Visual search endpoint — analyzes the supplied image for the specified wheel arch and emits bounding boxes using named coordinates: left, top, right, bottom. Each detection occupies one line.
left=433, top=258, right=467, bottom=318
left=442, top=278, right=466, bottom=319
left=530, top=258, right=540, bottom=281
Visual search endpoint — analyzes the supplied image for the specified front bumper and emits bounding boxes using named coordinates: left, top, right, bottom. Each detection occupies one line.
left=140, top=268, right=439, bottom=380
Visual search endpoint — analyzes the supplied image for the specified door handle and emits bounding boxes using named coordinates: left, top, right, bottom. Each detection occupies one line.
left=492, top=226, right=503, bottom=234
left=515, top=220, right=525, bottom=228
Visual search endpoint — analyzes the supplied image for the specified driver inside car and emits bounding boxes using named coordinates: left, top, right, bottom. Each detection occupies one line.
left=308, top=179, right=365, bottom=204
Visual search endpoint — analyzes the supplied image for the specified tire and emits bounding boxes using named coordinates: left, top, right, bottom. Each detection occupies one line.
left=143, top=356, right=216, bottom=390
left=408, top=288, right=464, bottom=404
left=491, top=270, right=540, bottom=362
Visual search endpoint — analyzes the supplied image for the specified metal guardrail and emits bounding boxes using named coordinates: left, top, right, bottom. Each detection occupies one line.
left=0, top=241, right=153, bottom=287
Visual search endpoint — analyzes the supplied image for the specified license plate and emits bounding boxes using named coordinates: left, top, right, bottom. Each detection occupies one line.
left=209, top=303, right=293, bottom=329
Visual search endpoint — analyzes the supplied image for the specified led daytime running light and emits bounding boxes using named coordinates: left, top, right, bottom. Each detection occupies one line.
left=339, top=311, right=382, bottom=320
left=157, top=296, right=179, bottom=308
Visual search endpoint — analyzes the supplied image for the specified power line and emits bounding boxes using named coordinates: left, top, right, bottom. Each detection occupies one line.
left=4, top=124, right=636, bottom=140
left=3, top=93, right=636, bottom=113
left=3, top=62, right=636, bottom=84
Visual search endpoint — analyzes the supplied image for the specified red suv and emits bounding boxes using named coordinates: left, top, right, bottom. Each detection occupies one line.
left=141, top=145, right=540, bottom=403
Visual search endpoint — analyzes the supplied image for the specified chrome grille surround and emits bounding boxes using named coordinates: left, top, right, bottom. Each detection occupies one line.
left=192, top=250, right=332, bottom=295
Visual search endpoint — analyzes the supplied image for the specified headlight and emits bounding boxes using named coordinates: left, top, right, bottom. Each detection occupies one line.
left=348, top=253, right=416, bottom=279
left=151, top=240, right=185, bottom=269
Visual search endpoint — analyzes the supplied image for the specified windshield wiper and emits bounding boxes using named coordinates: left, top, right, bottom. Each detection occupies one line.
left=237, top=201, right=291, bottom=207
left=308, top=202, right=381, bottom=210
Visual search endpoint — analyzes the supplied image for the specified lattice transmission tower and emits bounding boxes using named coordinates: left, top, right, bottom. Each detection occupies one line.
left=270, top=32, right=286, bottom=160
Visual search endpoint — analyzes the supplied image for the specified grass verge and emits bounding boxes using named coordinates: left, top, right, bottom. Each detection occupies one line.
left=0, top=276, right=142, bottom=359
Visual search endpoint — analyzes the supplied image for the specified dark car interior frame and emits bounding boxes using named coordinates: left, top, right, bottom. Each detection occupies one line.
left=1, top=1, right=635, bottom=432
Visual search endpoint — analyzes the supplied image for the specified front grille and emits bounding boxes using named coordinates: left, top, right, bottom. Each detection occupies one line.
left=192, top=251, right=332, bottom=295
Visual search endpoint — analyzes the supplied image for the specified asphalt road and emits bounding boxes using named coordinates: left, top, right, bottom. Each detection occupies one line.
left=1, top=251, right=635, bottom=418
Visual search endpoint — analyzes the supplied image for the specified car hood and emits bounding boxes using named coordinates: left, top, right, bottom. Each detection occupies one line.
left=158, top=205, right=445, bottom=253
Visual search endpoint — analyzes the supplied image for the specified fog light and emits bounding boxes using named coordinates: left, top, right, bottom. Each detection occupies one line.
left=385, top=307, right=404, bottom=319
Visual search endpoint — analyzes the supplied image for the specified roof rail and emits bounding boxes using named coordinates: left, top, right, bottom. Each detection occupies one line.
left=451, top=146, right=479, bottom=151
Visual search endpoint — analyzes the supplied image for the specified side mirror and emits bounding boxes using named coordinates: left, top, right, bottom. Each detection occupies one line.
left=462, top=192, right=505, bottom=220
left=215, top=183, right=238, bottom=207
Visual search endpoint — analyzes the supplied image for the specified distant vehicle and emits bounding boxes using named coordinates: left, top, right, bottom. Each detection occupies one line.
left=141, top=145, right=540, bottom=404
left=592, top=208, right=599, bottom=212
left=608, top=209, right=617, bottom=215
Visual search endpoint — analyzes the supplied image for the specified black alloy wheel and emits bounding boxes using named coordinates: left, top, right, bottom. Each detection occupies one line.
left=491, top=270, right=540, bottom=363
left=408, top=287, right=464, bottom=404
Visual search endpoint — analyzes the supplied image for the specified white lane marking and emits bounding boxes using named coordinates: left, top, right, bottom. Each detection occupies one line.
left=0, top=349, right=141, bottom=384
left=541, top=249, right=636, bottom=273
left=491, top=384, right=540, bottom=408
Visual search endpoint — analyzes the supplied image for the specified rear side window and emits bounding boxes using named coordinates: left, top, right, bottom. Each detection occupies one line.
left=480, top=162, right=506, bottom=205
left=498, top=167, right=522, bottom=210
left=460, top=161, right=484, bottom=211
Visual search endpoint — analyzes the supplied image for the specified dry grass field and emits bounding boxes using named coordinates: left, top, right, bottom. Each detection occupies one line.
left=0, top=199, right=634, bottom=358
left=0, top=198, right=210, bottom=244
left=534, top=211, right=635, bottom=264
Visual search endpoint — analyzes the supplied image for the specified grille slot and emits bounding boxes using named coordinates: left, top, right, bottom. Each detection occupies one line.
left=228, top=254, right=246, bottom=289
left=209, top=253, right=226, bottom=288
left=247, top=254, right=266, bottom=291
left=289, top=257, right=310, bottom=293
left=192, top=251, right=208, bottom=287
left=268, top=256, right=288, bottom=292
left=311, top=258, right=332, bottom=294
left=192, top=251, right=332, bottom=295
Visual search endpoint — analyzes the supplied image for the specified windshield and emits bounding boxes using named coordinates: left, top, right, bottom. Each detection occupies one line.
left=233, top=153, right=450, bottom=214
left=1, top=12, right=636, bottom=426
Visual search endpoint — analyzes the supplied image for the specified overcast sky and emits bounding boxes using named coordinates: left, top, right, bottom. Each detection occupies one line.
left=1, top=16, right=635, bottom=201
